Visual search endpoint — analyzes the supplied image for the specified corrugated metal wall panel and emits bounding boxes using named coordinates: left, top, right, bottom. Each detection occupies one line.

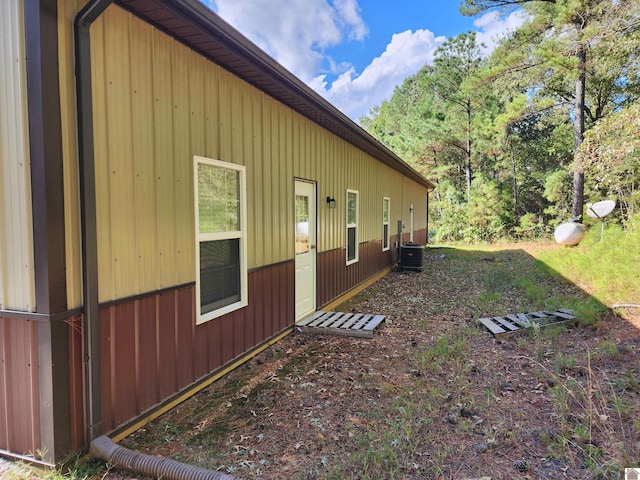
left=104, top=8, right=138, bottom=300
left=316, top=240, right=391, bottom=308
left=131, top=20, right=159, bottom=296
left=68, top=315, right=86, bottom=450
left=91, top=15, right=114, bottom=301
left=275, top=105, right=289, bottom=263
left=312, top=142, right=417, bottom=254
left=256, top=101, right=271, bottom=266
left=98, top=307, right=112, bottom=429
left=246, top=89, right=263, bottom=267
left=230, top=72, right=245, bottom=165
left=281, top=104, right=294, bottom=261
left=111, top=302, right=137, bottom=426
left=203, top=60, right=220, bottom=160
left=0, top=0, right=35, bottom=312
left=134, top=296, right=160, bottom=413
left=232, top=75, right=299, bottom=268
left=218, top=62, right=233, bottom=162
left=58, top=0, right=85, bottom=309
left=189, top=55, right=206, bottom=159
left=89, top=4, right=428, bottom=304
left=98, top=262, right=293, bottom=434
left=156, top=290, right=179, bottom=400
left=176, top=286, right=195, bottom=389
left=152, top=30, right=177, bottom=291
left=264, top=100, right=277, bottom=262
left=0, top=317, right=40, bottom=455
left=171, top=40, right=194, bottom=287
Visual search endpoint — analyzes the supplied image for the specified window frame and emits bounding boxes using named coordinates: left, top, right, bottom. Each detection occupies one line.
left=193, top=156, right=248, bottom=324
left=382, top=197, right=390, bottom=252
left=346, top=189, right=359, bottom=265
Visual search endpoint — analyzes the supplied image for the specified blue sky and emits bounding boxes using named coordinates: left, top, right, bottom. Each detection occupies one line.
left=328, top=1, right=476, bottom=73
left=202, top=1, right=525, bottom=121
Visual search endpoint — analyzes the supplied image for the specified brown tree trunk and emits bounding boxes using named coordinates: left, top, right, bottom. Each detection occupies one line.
left=510, top=141, right=518, bottom=216
left=433, top=154, right=444, bottom=220
left=466, top=102, right=472, bottom=202
left=572, top=45, right=586, bottom=219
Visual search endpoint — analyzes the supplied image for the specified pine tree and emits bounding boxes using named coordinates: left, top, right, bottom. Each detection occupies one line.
left=462, top=0, right=640, bottom=219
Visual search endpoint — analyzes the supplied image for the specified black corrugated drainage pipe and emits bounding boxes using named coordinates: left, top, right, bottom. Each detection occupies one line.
left=91, top=436, right=236, bottom=480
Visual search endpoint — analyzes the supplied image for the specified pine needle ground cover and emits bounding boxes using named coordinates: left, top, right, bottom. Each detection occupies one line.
left=7, top=235, right=639, bottom=480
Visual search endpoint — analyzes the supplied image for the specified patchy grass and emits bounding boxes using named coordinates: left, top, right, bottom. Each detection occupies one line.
left=536, top=218, right=640, bottom=308
left=0, top=457, right=110, bottom=480
left=6, top=242, right=639, bottom=480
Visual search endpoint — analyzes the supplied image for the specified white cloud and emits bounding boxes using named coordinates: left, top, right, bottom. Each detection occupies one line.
left=317, top=10, right=526, bottom=120
left=205, top=0, right=366, bottom=83
left=203, top=1, right=526, bottom=121
left=333, top=0, right=368, bottom=41
left=474, top=10, right=527, bottom=53
left=312, top=29, right=445, bottom=120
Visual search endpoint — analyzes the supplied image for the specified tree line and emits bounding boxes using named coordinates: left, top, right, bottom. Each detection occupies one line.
left=361, top=0, right=639, bottom=243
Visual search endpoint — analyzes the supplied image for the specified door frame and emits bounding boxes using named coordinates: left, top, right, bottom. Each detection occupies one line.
left=294, top=179, right=317, bottom=321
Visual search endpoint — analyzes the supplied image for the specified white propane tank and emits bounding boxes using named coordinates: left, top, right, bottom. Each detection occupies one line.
left=554, top=221, right=587, bottom=246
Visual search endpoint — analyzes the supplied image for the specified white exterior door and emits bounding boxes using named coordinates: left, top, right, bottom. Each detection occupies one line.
left=294, top=180, right=316, bottom=320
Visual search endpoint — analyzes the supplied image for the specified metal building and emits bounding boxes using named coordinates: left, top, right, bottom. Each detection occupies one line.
left=0, top=0, right=434, bottom=464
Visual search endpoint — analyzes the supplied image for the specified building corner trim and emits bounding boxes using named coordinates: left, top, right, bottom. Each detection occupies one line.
left=24, top=0, right=70, bottom=463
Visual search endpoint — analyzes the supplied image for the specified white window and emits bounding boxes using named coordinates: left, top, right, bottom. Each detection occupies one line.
left=194, top=156, right=247, bottom=324
left=382, top=197, right=390, bottom=251
left=346, top=189, right=359, bottom=265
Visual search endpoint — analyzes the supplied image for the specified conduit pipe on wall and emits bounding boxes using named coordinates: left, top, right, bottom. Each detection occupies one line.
left=91, top=436, right=237, bottom=480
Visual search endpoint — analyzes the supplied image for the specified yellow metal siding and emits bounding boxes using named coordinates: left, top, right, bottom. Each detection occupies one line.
left=131, top=20, right=158, bottom=295
left=91, top=13, right=113, bottom=300
left=152, top=29, right=177, bottom=290
left=84, top=5, right=427, bottom=302
left=58, top=0, right=85, bottom=308
left=0, top=0, right=35, bottom=312
left=106, top=8, right=138, bottom=300
left=171, top=40, right=193, bottom=286
left=246, top=89, right=262, bottom=267
left=306, top=124, right=422, bottom=253
left=89, top=6, right=200, bottom=301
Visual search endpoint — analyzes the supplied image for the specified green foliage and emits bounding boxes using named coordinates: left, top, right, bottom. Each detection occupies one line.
left=363, top=32, right=509, bottom=243
left=543, top=169, right=572, bottom=223
left=361, top=68, right=442, bottom=163
left=514, top=213, right=546, bottom=239
left=466, top=174, right=514, bottom=242
left=431, top=181, right=469, bottom=243
left=578, top=102, right=640, bottom=226
left=362, top=0, right=639, bottom=242
left=463, top=0, right=640, bottom=222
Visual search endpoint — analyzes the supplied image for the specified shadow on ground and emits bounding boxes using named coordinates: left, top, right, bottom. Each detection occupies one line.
left=59, top=245, right=640, bottom=480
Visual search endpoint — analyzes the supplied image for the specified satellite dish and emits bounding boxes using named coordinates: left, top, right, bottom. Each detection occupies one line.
left=586, top=199, right=616, bottom=242
left=586, top=200, right=615, bottom=219
left=554, top=221, right=587, bottom=246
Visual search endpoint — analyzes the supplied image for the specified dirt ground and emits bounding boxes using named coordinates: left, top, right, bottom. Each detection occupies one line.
left=100, top=243, right=638, bottom=480
left=10, top=243, right=640, bottom=480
